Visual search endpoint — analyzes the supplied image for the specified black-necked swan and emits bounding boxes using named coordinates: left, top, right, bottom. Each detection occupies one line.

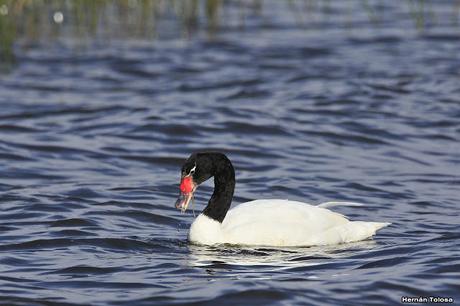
left=175, top=152, right=389, bottom=247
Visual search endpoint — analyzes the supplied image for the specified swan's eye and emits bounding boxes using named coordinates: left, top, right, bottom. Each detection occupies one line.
left=188, top=164, right=196, bottom=176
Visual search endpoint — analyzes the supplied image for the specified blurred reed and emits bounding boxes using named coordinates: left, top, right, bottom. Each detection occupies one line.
left=0, top=0, right=458, bottom=72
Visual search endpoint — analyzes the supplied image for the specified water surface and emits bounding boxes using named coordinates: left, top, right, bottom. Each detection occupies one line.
left=0, top=1, right=459, bottom=305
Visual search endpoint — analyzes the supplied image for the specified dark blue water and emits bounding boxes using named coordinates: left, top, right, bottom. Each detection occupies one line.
left=1, top=1, right=459, bottom=305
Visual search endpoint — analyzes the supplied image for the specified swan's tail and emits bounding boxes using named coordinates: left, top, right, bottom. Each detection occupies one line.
left=317, top=201, right=365, bottom=208
left=316, top=202, right=391, bottom=242
left=343, top=221, right=391, bottom=242
left=369, top=222, right=391, bottom=231
left=317, top=221, right=391, bottom=245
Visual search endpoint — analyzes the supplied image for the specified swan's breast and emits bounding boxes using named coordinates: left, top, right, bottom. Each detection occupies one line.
left=188, top=214, right=223, bottom=245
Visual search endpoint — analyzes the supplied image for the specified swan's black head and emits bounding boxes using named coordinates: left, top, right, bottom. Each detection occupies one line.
left=175, top=153, right=214, bottom=212
left=181, top=153, right=215, bottom=185
left=175, top=152, right=234, bottom=214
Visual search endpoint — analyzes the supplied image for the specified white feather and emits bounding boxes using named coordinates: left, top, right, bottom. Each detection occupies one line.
left=188, top=199, right=390, bottom=247
left=317, top=201, right=365, bottom=208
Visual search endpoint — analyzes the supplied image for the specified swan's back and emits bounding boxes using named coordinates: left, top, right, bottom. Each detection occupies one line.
left=221, top=199, right=388, bottom=246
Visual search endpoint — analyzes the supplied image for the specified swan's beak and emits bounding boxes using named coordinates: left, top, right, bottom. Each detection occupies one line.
left=175, top=192, right=194, bottom=212
left=175, top=176, right=196, bottom=213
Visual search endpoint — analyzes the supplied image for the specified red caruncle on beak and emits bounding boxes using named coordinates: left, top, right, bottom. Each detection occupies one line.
left=180, top=176, right=194, bottom=193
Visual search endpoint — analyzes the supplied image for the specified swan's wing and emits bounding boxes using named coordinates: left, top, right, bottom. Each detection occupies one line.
left=317, top=201, right=364, bottom=208
left=221, top=199, right=349, bottom=246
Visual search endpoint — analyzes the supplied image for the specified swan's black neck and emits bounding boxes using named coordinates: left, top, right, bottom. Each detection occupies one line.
left=202, top=154, right=235, bottom=223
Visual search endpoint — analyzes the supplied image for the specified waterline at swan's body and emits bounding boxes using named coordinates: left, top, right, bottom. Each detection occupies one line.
left=188, top=199, right=390, bottom=247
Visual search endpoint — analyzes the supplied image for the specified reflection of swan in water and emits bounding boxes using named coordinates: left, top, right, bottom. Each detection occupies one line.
left=187, top=240, right=378, bottom=272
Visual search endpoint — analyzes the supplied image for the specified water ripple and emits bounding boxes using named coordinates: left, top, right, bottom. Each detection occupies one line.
left=1, top=1, right=459, bottom=305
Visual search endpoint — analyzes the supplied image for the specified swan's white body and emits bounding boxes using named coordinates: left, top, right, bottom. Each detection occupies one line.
left=189, top=199, right=389, bottom=247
